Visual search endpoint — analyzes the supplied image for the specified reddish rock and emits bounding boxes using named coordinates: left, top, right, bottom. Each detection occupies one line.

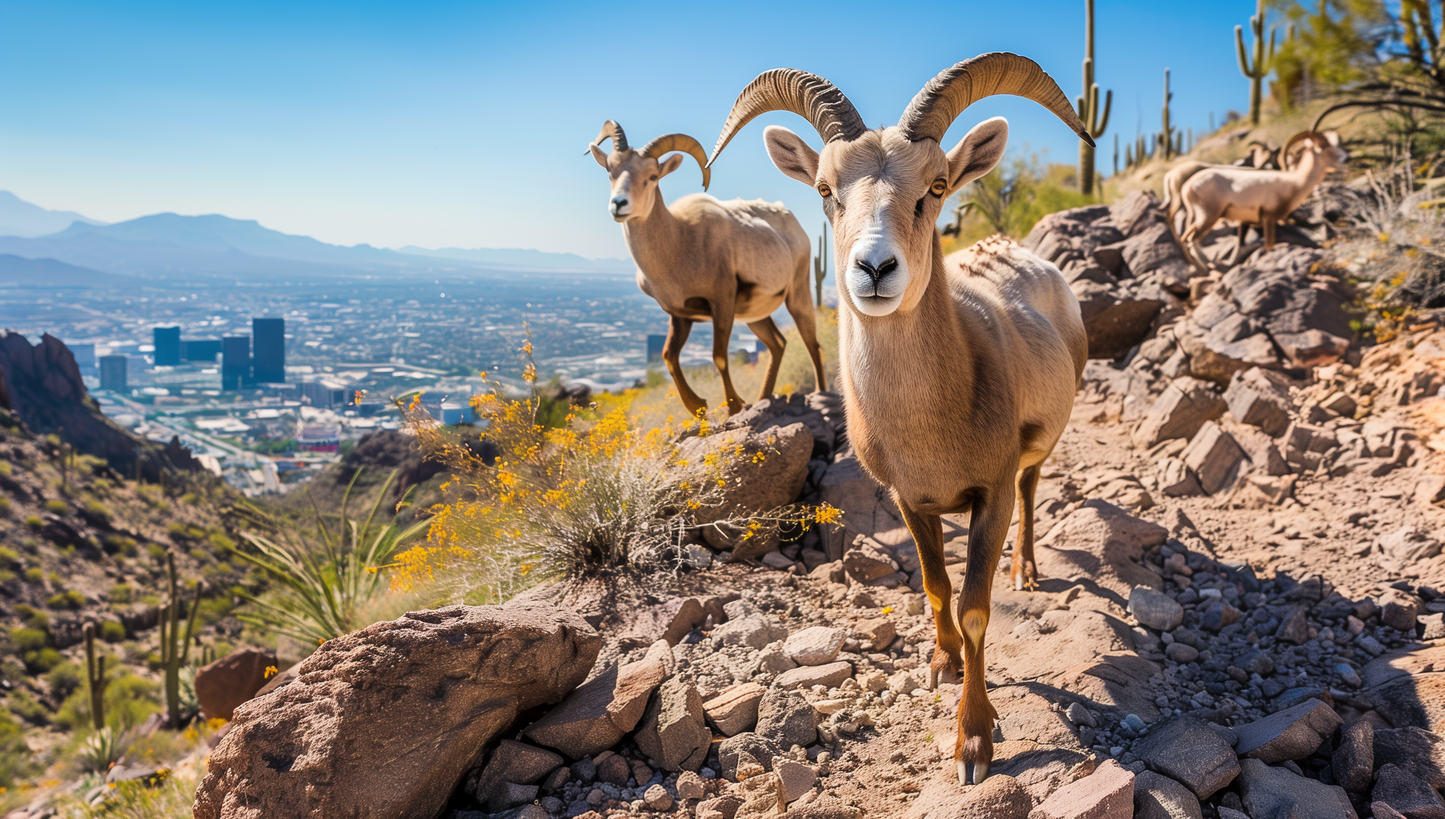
left=1028, top=759, right=1134, bottom=819
left=195, top=647, right=279, bottom=722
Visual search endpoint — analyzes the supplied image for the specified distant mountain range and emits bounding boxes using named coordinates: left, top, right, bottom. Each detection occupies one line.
left=0, top=191, right=106, bottom=237
left=0, top=191, right=632, bottom=283
left=0, top=254, right=130, bottom=288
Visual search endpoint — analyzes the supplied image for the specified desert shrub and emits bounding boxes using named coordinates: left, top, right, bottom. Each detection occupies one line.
left=53, top=758, right=204, bottom=818
left=46, top=590, right=86, bottom=610
left=0, top=461, right=10, bottom=476
left=230, top=469, right=429, bottom=646
left=109, top=583, right=134, bottom=604
left=77, top=725, right=133, bottom=773
left=43, top=500, right=67, bottom=514
left=0, top=546, right=17, bottom=566
left=145, top=543, right=167, bottom=561
left=24, top=647, right=60, bottom=673
left=208, top=532, right=236, bottom=552
left=181, top=492, right=199, bottom=505
left=0, top=496, right=10, bottom=516
left=45, top=661, right=82, bottom=699
left=100, top=621, right=127, bottom=643
left=942, top=152, right=1096, bottom=251
left=394, top=360, right=834, bottom=602
left=24, top=515, right=42, bottom=528
left=10, top=627, right=47, bottom=653
left=23, top=568, right=44, bottom=584
left=7, top=687, right=50, bottom=725
left=0, top=709, right=34, bottom=788
left=0, top=571, right=14, bottom=584
left=56, top=673, right=160, bottom=732
left=83, top=498, right=111, bottom=521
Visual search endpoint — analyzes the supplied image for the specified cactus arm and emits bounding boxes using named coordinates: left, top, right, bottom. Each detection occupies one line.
left=181, top=584, right=201, bottom=665
left=1236, top=25, right=1253, bottom=75
left=1097, top=89, right=1113, bottom=136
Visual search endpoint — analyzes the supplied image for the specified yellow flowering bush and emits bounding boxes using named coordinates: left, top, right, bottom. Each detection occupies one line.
left=387, top=344, right=840, bottom=600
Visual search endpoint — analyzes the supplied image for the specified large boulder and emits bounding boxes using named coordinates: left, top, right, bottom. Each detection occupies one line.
left=193, top=604, right=600, bottom=819
left=681, top=422, right=812, bottom=559
left=1130, top=716, right=1239, bottom=799
left=1238, top=758, right=1354, bottom=819
left=634, top=677, right=711, bottom=772
left=1072, top=279, right=1167, bottom=360
left=1035, top=500, right=1167, bottom=599
left=1132, top=377, right=1226, bottom=447
left=816, top=454, right=905, bottom=560
left=195, top=647, right=278, bottom=722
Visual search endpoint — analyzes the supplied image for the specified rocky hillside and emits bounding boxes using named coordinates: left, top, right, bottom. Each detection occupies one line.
left=0, top=349, right=245, bottom=790
left=0, top=332, right=202, bottom=480
left=16, top=195, right=1445, bottom=817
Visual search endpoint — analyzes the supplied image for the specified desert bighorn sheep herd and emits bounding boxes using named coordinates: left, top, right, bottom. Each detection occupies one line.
left=587, top=120, right=826, bottom=416
left=1175, top=130, right=1346, bottom=269
left=706, top=52, right=1090, bottom=786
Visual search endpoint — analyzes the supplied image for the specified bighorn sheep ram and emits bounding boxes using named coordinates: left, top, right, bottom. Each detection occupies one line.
left=1178, top=130, right=1346, bottom=269
left=1162, top=140, right=1279, bottom=235
left=587, top=121, right=826, bottom=416
left=709, top=53, right=1089, bottom=784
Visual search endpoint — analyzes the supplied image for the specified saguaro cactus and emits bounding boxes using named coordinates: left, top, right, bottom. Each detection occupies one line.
left=1160, top=69, right=1177, bottom=161
left=83, top=622, right=108, bottom=731
left=1076, top=0, right=1113, bottom=195
left=160, top=551, right=200, bottom=728
left=813, top=223, right=829, bottom=307
left=1236, top=0, right=1277, bottom=127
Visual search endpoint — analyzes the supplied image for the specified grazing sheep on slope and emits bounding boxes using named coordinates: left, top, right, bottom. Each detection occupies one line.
left=709, top=53, right=1090, bottom=785
left=1178, top=130, right=1346, bottom=269
left=587, top=121, right=826, bottom=416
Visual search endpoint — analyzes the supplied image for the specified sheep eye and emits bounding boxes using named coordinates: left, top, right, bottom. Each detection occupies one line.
left=817, top=183, right=832, bottom=198
left=930, top=179, right=947, bottom=197
left=650, top=175, right=659, bottom=182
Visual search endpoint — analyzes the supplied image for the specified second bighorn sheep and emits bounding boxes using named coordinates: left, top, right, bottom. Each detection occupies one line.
left=587, top=121, right=826, bottom=416
left=709, top=53, right=1090, bottom=784
left=1177, top=130, right=1346, bottom=269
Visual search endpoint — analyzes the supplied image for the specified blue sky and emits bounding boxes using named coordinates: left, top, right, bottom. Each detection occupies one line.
left=2, top=1, right=1264, bottom=259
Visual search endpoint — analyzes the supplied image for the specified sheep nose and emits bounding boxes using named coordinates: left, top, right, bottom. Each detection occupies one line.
left=856, top=256, right=898, bottom=282
left=610, top=196, right=629, bottom=215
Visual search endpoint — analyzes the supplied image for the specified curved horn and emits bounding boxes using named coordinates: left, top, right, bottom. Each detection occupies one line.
left=584, top=120, right=628, bottom=156
left=707, top=68, right=866, bottom=168
left=899, top=52, right=1093, bottom=146
left=1281, top=130, right=1314, bottom=171
left=641, top=133, right=711, bottom=190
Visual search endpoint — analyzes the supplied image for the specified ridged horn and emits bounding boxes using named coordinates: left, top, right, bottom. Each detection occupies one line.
left=899, top=52, right=1094, bottom=147
left=1281, top=130, right=1314, bottom=171
left=641, top=133, right=711, bottom=190
left=585, top=120, right=628, bottom=155
left=708, top=69, right=867, bottom=168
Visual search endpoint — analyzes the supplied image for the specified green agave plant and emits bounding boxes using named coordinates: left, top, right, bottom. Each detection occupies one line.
left=232, top=469, right=429, bottom=647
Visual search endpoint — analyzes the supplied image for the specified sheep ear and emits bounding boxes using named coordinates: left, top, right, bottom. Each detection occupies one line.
left=764, top=126, right=820, bottom=187
left=946, top=117, right=1009, bottom=193
left=1325, top=130, right=1341, bottom=147
left=589, top=144, right=609, bottom=169
left=657, top=153, right=685, bottom=179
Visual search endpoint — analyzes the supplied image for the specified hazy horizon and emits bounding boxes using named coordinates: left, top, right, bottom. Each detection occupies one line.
left=4, top=1, right=1258, bottom=259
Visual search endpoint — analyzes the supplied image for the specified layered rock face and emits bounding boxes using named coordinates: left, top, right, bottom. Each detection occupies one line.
left=0, top=331, right=200, bottom=478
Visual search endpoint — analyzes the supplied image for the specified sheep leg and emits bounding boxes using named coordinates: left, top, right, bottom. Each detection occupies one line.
left=1227, top=222, right=1248, bottom=266
left=746, top=317, right=786, bottom=402
left=663, top=316, right=706, bottom=417
left=784, top=279, right=828, bottom=392
left=709, top=306, right=745, bottom=416
left=896, top=499, right=962, bottom=688
left=1008, top=464, right=1042, bottom=591
left=1264, top=218, right=1277, bottom=250
left=954, top=481, right=1014, bottom=785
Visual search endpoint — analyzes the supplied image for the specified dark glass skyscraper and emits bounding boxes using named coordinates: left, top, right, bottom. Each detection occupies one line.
left=99, top=355, right=128, bottom=392
left=221, top=335, right=250, bottom=390
left=251, top=318, right=285, bottom=383
left=153, top=326, right=181, bottom=367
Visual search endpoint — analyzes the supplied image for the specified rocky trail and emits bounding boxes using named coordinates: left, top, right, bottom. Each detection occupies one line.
left=29, top=189, right=1445, bottom=819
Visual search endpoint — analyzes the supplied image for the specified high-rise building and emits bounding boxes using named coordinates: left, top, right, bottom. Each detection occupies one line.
left=69, top=343, right=96, bottom=374
left=221, top=335, right=250, bottom=390
left=182, top=338, right=223, bottom=363
left=154, top=326, right=181, bottom=366
left=252, top=318, right=285, bottom=383
left=98, top=355, right=127, bottom=392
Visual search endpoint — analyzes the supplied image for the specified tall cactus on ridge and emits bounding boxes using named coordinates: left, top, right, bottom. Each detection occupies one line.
left=813, top=222, right=828, bottom=307
left=1236, top=0, right=1277, bottom=127
left=160, top=551, right=201, bottom=728
left=1076, top=0, right=1113, bottom=195
left=1160, top=68, right=1177, bottom=161
left=83, top=622, right=108, bottom=732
